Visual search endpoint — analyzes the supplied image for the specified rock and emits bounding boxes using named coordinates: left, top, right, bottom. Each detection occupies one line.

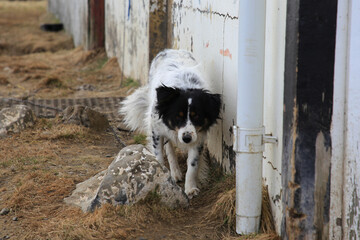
left=61, top=105, right=109, bottom=131
left=64, top=170, right=107, bottom=212
left=0, top=208, right=10, bottom=216
left=75, top=84, right=95, bottom=91
left=12, top=217, right=18, bottom=221
left=0, top=105, right=36, bottom=137
left=64, top=145, right=189, bottom=212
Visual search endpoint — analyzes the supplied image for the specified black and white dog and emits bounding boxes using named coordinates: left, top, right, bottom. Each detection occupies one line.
left=120, top=49, right=221, bottom=198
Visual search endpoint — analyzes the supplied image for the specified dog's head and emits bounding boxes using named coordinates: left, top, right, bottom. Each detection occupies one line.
left=156, top=85, right=221, bottom=144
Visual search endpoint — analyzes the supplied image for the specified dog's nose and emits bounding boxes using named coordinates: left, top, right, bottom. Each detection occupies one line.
left=182, top=134, right=192, bottom=143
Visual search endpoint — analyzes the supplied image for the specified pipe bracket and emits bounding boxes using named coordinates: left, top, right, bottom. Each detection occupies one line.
left=233, top=126, right=278, bottom=153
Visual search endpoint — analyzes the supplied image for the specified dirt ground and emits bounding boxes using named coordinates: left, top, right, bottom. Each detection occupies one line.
left=0, top=1, right=280, bottom=240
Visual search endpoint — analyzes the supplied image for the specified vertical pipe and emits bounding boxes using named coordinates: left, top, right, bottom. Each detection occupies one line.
left=236, top=0, right=266, bottom=234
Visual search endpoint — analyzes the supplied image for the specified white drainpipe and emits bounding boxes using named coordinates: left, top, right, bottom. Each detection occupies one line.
left=233, top=0, right=276, bottom=234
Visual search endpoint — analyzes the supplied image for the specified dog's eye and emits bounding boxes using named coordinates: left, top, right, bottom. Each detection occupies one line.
left=179, top=112, right=184, bottom=117
left=191, top=112, right=199, bottom=119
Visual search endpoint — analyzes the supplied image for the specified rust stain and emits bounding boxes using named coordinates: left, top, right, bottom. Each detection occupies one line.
left=288, top=181, right=300, bottom=190
left=285, top=97, right=306, bottom=240
left=290, top=98, right=298, bottom=192
left=220, top=48, right=232, bottom=59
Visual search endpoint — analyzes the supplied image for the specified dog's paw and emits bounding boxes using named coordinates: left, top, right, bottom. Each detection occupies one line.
left=171, top=168, right=183, bottom=182
left=185, top=187, right=200, bottom=199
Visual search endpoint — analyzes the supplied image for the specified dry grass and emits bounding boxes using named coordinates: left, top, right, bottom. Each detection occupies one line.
left=203, top=174, right=280, bottom=240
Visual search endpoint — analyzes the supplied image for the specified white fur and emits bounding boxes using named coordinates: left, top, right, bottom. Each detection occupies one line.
left=120, top=49, right=212, bottom=199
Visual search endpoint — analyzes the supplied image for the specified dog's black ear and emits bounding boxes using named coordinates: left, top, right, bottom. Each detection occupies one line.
left=156, top=85, right=180, bottom=105
left=156, top=85, right=181, bottom=118
left=204, top=93, right=222, bottom=126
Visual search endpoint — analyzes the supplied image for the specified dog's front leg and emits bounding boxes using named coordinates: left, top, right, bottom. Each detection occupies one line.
left=151, top=130, right=164, bottom=164
left=165, top=141, right=183, bottom=182
left=185, top=145, right=203, bottom=199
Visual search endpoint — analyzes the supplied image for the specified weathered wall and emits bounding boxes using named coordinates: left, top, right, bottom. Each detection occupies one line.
left=105, top=0, right=150, bottom=85
left=331, top=0, right=360, bottom=238
left=263, top=0, right=287, bottom=234
left=48, top=0, right=88, bottom=47
left=282, top=0, right=337, bottom=238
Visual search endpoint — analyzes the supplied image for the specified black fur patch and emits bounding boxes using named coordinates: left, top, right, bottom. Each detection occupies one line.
left=152, top=131, right=160, bottom=150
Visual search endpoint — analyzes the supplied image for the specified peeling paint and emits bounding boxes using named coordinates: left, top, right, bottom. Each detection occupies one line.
left=172, top=1, right=238, bottom=21
left=105, top=0, right=149, bottom=84
left=346, top=183, right=360, bottom=237
left=222, top=142, right=235, bottom=171
left=267, top=160, right=280, bottom=173
left=219, top=48, right=232, bottom=59
left=272, top=190, right=282, bottom=205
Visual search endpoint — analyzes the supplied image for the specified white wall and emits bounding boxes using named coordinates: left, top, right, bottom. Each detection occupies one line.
left=172, top=0, right=286, bottom=233
left=263, top=0, right=287, bottom=234
left=105, top=0, right=150, bottom=84
left=48, top=0, right=88, bottom=47
left=331, top=0, right=360, bottom=238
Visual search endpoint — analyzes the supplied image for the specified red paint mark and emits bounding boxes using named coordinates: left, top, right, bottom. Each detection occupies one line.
left=220, top=48, right=232, bottom=59
left=205, top=42, right=209, bottom=48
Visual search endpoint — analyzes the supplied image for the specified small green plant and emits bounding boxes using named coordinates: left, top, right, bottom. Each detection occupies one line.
left=0, top=161, right=10, bottom=168
left=16, top=156, right=39, bottom=165
left=133, top=134, right=147, bottom=145
left=43, top=77, right=65, bottom=88
left=121, top=78, right=140, bottom=88
left=95, top=56, right=108, bottom=70
left=142, top=185, right=161, bottom=204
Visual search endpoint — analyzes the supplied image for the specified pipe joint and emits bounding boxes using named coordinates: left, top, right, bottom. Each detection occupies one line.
left=233, top=126, right=278, bottom=153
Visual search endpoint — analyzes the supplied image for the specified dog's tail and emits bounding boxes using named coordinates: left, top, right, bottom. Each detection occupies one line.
left=119, top=86, right=149, bottom=133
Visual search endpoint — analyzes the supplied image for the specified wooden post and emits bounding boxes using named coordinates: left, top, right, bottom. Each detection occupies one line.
left=88, top=0, right=105, bottom=49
